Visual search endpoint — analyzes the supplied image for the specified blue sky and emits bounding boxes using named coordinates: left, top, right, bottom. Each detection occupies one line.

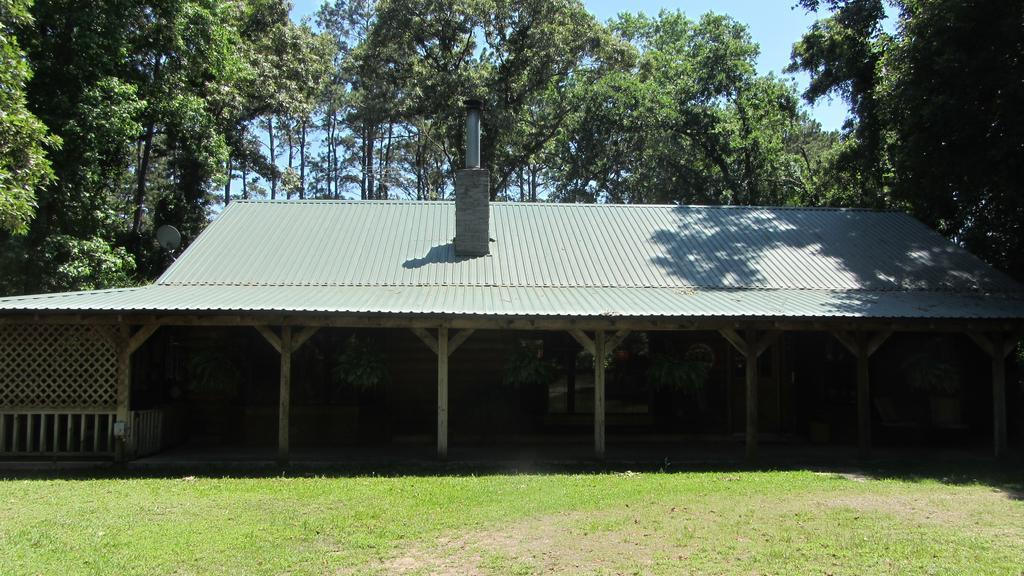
left=289, top=0, right=849, bottom=130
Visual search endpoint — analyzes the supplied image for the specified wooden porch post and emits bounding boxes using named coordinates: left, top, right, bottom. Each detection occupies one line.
left=856, top=349, right=870, bottom=456
left=969, top=331, right=1018, bottom=459
left=992, top=333, right=1006, bottom=459
left=278, top=326, right=292, bottom=465
left=255, top=325, right=318, bottom=466
left=115, top=325, right=131, bottom=463
left=832, top=331, right=890, bottom=459
left=113, top=324, right=160, bottom=463
left=719, top=329, right=781, bottom=461
left=411, top=327, right=473, bottom=460
left=594, top=330, right=606, bottom=459
left=743, top=330, right=758, bottom=460
left=437, top=326, right=448, bottom=459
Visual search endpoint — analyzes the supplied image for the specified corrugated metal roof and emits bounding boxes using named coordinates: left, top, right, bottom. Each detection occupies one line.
left=158, top=201, right=1018, bottom=292
left=1, top=201, right=1022, bottom=320
left=0, top=285, right=1021, bottom=319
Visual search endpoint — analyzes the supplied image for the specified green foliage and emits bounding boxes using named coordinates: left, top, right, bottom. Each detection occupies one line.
left=0, top=0, right=56, bottom=234
left=646, top=344, right=715, bottom=394
left=901, top=340, right=961, bottom=396
left=787, top=0, right=890, bottom=208
left=36, top=235, right=136, bottom=292
left=880, top=0, right=1024, bottom=280
left=331, top=334, right=390, bottom=393
left=791, top=0, right=1024, bottom=279
left=503, top=340, right=560, bottom=389
left=186, top=338, right=243, bottom=399
left=548, top=10, right=818, bottom=206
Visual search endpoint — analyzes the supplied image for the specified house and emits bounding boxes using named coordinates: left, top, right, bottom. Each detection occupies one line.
left=0, top=106, right=1021, bottom=464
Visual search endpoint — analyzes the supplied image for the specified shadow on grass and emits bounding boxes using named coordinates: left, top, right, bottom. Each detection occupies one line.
left=2, top=448, right=1021, bottom=500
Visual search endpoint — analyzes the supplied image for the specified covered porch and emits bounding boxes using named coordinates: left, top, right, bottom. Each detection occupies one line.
left=1, top=312, right=1019, bottom=465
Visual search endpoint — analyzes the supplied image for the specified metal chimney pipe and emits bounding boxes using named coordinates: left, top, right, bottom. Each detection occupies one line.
left=465, top=99, right=483, bottom=168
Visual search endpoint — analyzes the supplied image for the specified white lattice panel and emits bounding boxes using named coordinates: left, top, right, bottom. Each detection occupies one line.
left=0, top=325, right=117, bottom=409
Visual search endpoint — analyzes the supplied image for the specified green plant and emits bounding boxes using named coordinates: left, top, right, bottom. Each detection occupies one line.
left=331, top=335, right=389, bottom=393
left=186, top=347, right=242, bottom=399
left=646, top=344, right=714, bottom=394
left=503, top=340, right=560, bottom=389
left=902, top=338, right=962, bottom=396
left=904, top=353, right=960, bottom=396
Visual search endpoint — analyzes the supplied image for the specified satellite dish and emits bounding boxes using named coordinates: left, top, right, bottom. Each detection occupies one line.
left=156, top=225, right=181, bottom=250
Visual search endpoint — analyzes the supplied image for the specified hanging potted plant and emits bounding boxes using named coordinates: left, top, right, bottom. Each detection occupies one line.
left=330, top=334, right=391, bottom=441
left=903, top=351, right=961, bottom=427
left=185, top=334, right=244, bottom=443
left=503, top=340, right=561, bottom=432
left=646, top=343, right=715, bottom=430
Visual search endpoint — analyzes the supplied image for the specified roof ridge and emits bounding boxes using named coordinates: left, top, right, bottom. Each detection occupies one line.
left=151, top=281, right=1021, bottom=295
left=229, top=199, right=901, bottom=213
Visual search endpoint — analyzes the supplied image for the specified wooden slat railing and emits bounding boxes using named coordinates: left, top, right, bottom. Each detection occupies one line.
left=0, top=410, right=116, bottom=455
left=132, top=409, right=164, bottom=458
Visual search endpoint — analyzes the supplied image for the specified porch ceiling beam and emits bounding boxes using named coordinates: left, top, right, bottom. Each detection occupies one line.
left=290, top=326, right=320, bottom=353
left=447, top=329, right=475, bottom=357
left=718, top=328, right=749, bottom=356
left=866, top=331, right=892, bottom=357
left=3, top=312, right=1023, bottom=334
left=254, top=325, right=282, bottom=354
left=831, top=331, right=860, bottom=357
left=411, top=327, right=438, bottom=355
left=753, top=330, right=781, bottom=357
left=832, top=330, right=891, bottom=359
left=605, top=329, right=631, bottom=352
left=127, top=324, right=160, bottom=354
left=968, top=331, right=1020, bottom=359
left=568, top=329, right=595, bottom=355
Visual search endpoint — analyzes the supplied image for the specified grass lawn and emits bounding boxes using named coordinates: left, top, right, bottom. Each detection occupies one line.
left=1, top=466, right=1022, bottom=575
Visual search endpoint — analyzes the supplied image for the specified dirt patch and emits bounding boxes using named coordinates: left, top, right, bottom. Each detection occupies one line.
left=368, top=487, right=1024, bottom=575
left=375, top=510, right=690, bottom=575
left=822, top=489, right=1012, bottom=527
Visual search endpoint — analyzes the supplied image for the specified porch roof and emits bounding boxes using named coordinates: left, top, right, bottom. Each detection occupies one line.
left=0, top=201, right=1022, bottom=321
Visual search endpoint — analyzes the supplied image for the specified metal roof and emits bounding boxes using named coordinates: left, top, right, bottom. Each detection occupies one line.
left=0, top=285, right=1021, bottom=319
left=1, top=201, right=1022, bottom=320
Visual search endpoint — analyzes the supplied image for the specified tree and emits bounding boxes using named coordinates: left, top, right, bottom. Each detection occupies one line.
left=791, top=0, right=1024, bottom=279
left=548, top=11, right=817, bottom=206
left=2, top=0, right=297, bottom=294
left=880, top=0, right=1024, bottom=280
left=0, top=0, right=55, bottom=235
left=787, top=0, right=890, bottom=207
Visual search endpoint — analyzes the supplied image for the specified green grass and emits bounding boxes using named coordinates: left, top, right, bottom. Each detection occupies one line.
left=1, top=468, right=1021, bottom=575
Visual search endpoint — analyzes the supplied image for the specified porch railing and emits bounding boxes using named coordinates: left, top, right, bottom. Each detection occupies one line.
left=0, top=410, right=116, bottom=456
left=131, top=408, right=164, bottom=458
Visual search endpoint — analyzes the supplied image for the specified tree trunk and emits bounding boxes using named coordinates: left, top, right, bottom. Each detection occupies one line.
left=132, top=120, right=156, bottom=236
left=267, top=117, right=276, bottom=200
left=131, top=58, right=160, bottom=237
left=415, top=128, right=424, bottom=201
left=365, top=125, right=376, bottom=200
left=378, top=122, right=394, bottom=199
left=299, top=120, right=307, bottom=200
left=224, top=155, right=232, bottom=205
left=286, top=119, right=294, bottom=200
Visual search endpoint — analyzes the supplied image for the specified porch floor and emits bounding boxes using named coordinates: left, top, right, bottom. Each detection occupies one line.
left=127, top=435, right=1015, bottom=472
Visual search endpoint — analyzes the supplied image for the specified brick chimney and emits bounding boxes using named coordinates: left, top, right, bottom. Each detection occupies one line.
left=455, top=99, right=490, bottom=257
